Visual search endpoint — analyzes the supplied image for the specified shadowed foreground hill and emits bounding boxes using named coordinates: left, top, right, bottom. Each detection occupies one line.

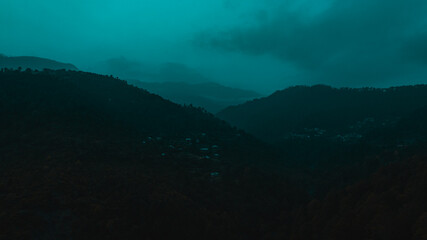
left=0, top=69, right=303, bottom=239
left=0, top=54, right=78, bottom=71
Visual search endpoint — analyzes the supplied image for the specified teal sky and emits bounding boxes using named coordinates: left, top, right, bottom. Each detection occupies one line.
left=1, top=0, right=427, bottom=93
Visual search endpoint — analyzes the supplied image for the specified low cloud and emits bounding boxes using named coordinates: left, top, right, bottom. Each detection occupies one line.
left=90, top=57, right=211, bottom=84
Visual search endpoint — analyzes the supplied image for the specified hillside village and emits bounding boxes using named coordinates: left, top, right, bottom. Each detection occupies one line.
left=141, top=133, right=223, bottom=161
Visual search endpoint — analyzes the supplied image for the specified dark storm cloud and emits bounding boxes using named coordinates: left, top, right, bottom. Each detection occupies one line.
left=2, top=0, right=427, bottom=92
left=197, top=0, right=427, bottom=86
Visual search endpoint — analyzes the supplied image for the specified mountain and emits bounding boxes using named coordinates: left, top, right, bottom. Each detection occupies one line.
left=217, top=84, right=427, bottom=143
left=1, top=69, right=427, bottom=239
left=128, top=80, right=261, bottom=113
left=0, top=54, right=78, bottom=71
left=0, top=68, right=275, bottom=163
left=0, top=68, right=303, bottom=239
left=217, top=84, right=427, bottom=197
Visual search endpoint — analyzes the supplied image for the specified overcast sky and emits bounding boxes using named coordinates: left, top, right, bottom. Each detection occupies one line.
left=1, top=0, right=427, bottom=93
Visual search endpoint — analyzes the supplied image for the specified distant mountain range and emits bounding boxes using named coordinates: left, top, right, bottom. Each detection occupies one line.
left=0, top=54, right=78, bottom=71
left=128, top=80, right=261, bottom=113
left=0, top=55, right=262, bottom=113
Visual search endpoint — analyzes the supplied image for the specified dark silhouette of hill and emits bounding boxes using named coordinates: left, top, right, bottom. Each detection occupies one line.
left=217, top=84, right=427, bottom=198
left=0, top=69, right=304, bottom=239
left=128, top=80, right=261, bottom=113
left=0, top=54, right=78, bottom=71
left=218, top=84, right=427, bottom=142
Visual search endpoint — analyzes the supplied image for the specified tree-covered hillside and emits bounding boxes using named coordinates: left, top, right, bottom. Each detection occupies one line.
left=0, top=69, right=303, bottom=239
left=218, top=84, right=427, bottom=142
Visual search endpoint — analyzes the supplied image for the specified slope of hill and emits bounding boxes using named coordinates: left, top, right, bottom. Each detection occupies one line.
left=217, top=84, right=427, bottom=197
left=282, top=151, right=427, bottom=240
left=128, top=80, right=261, bottom=113
left=274, top=106, right=427, bottom=240
left=0, top=69, right=304, bottom=239
left=217, top=84, right=427, bottom=142
left=0, top=54, right=78, bottom=71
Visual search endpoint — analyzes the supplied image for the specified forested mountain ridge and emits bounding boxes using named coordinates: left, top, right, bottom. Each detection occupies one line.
left=216, top=84, right=427, bottom=199
left=217, top=84, right=427, bottom=143
left=0, top=68, right=283, bottom=167
left=0, top=69, right=302, bottom=239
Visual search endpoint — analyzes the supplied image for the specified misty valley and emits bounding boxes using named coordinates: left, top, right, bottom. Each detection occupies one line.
left=0, top=60, right=427, bottom=239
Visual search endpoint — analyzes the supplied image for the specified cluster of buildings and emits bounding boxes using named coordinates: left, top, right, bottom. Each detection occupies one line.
left=141, top=133, right=222, bottom=160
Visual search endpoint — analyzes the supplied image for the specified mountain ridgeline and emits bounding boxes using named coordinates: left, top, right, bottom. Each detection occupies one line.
left=0, top=54, right=78, bottom=71
left=218, top=84, right=427, bottom=199
left=217, top=84, right=427, bottom=143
